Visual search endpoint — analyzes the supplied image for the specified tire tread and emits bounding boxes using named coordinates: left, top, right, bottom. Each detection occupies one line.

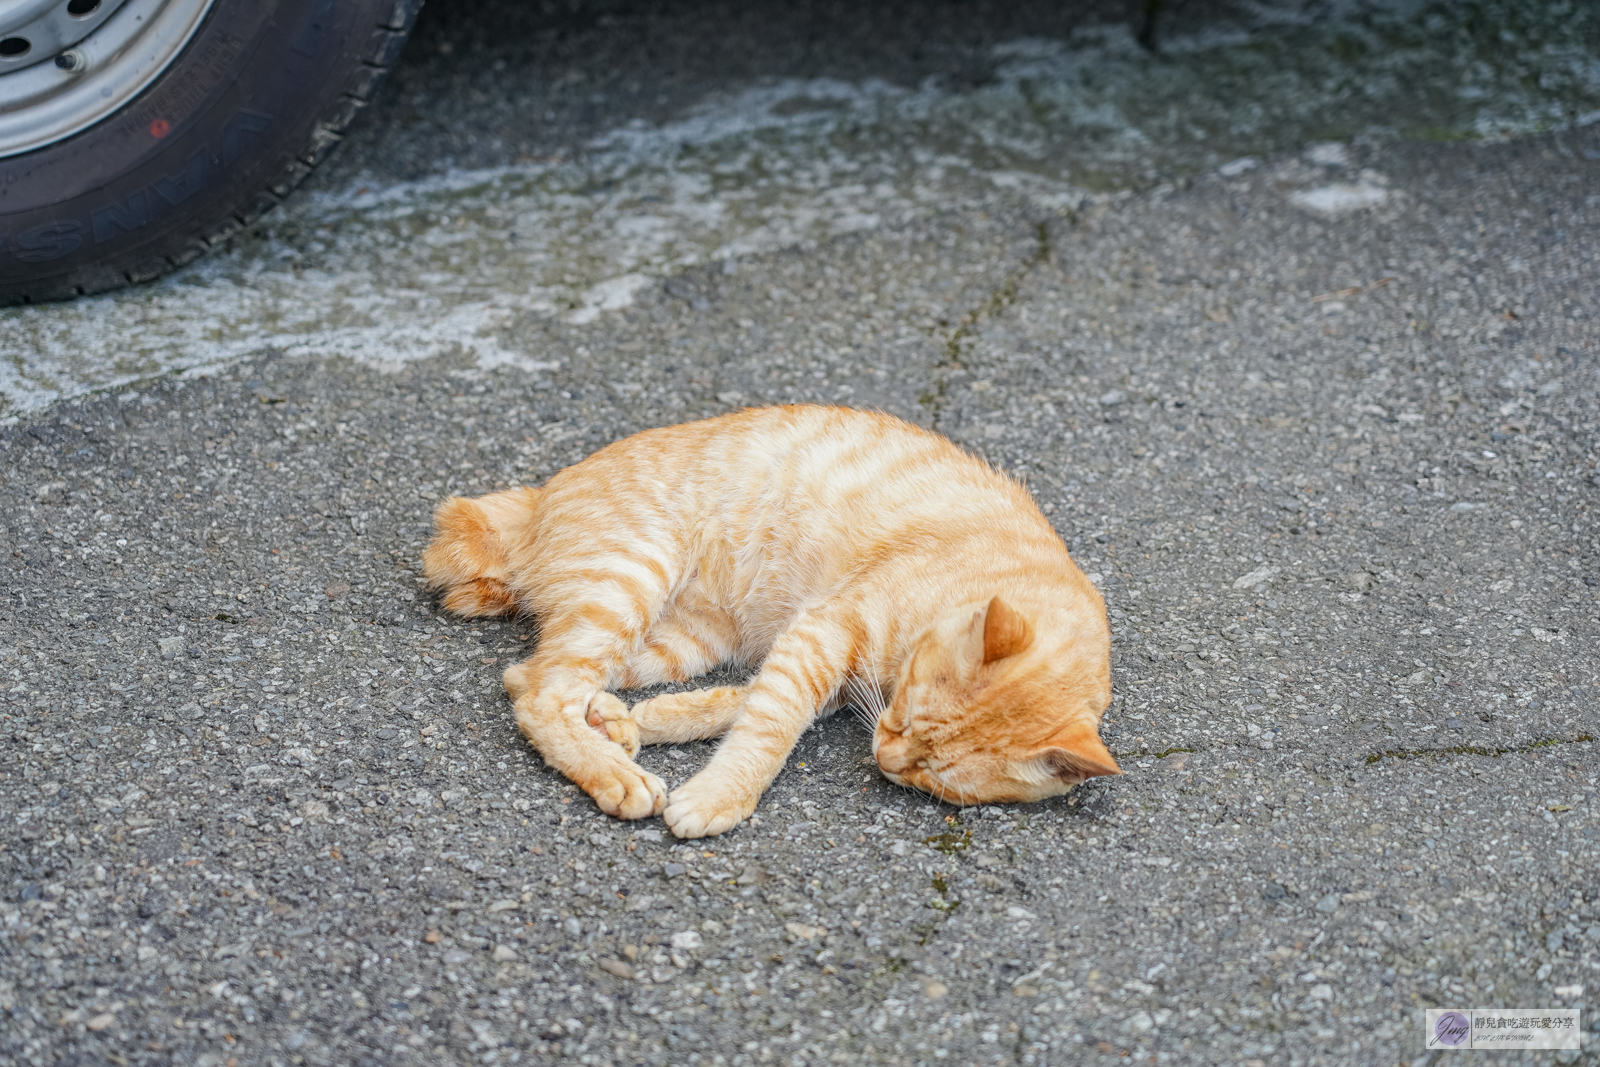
left=0, top=0, right=424, bottom=305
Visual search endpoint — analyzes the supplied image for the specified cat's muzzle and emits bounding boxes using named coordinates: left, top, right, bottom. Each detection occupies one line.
left=873, top=735, right=918, bottom=777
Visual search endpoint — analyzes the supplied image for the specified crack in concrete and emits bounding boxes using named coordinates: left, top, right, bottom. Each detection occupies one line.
left=918, top=219, right=1056, bottom=429
left=1364, top=734, right=1595, bottom=765
left=1113, top=747, right=1196, bottom=760
left=1105, top=732, right=1599, bottom=769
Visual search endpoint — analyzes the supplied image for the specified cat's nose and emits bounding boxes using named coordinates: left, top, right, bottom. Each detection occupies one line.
left=875, top=737, right=915, bottom=775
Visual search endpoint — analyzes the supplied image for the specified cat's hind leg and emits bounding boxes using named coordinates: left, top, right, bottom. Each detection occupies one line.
left=613, top=686, right=748, bottom=744
left=615, top=607, right=737, bottom=689
left=592, top=609, right=743, bottom=747
left=503, top=607, right=670, bottom=819
left=505, top=657, right=666, bottom=819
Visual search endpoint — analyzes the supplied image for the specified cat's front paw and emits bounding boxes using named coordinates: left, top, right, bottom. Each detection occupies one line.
left=584, top=692, right=640, bottom=757
left=662, top=772, right=758, bottom=839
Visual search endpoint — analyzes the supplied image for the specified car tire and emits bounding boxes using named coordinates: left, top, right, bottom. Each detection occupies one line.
left=0, top=0, right=422, bottom=305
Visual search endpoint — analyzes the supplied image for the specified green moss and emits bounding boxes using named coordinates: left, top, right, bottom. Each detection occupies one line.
left=923, top=831, right=971, bottom=855
left=1414, top=125, right=1482, bottom=143
left=929, top=874, right=961, bottom=914
left=1364, top=735, right=1594, bottom=765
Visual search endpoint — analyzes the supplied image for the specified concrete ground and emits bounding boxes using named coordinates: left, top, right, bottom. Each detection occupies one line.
left=2, top=3, right=1599, bottom=1067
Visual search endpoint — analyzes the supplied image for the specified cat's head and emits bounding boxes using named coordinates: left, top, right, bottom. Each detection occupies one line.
left=873, top=595, right=1119, bottom=804
left=422, top=489, right=538, bottom=617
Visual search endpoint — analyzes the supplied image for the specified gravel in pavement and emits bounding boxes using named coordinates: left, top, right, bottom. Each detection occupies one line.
left=3, top=123, right=1598, bottom=1067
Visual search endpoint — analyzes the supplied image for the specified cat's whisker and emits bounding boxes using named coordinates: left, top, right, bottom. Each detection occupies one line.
left=934, top=765, right=979, bottom=808
left=843, top=677, right=870, bottom=726
left=952, top=768, right=979, bottom=807
left=843, top=673, right=887, bottom=733
left=934, top=771, right=960, bottom=806
left=848, top=705, right=875, bottom=735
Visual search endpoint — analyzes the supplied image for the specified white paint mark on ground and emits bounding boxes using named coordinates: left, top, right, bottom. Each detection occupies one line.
left=1289, top=181, right=1389, bottom=215
left=4, top=0, right=1599, bottom=417
left=1305, top=142, right=1350, bottom=167
left=1233, top=566, right=1281, bottom=590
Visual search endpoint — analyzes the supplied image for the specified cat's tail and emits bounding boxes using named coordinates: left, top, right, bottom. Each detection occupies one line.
left=422, top=487, right=541, bottom=617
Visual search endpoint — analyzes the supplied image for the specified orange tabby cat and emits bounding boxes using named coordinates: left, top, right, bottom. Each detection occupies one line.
left=423, top=405, right=1118, bottom=839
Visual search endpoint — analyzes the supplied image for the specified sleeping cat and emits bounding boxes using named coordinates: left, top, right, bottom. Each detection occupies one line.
left=423, top=404, right=1118, bottom=839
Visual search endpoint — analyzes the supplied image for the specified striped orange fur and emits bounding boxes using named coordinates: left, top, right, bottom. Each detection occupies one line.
left=422, top=405, right=1118, bottom=839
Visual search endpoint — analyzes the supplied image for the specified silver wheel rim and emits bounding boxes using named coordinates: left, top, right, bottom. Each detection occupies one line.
left=0, top=0, right=217, bottom=159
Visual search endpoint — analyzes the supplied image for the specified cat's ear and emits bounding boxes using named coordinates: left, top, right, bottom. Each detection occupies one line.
left=982, top=596, right=1033, bottom=663
left=954, top=596, right=1035, bottom=675
left=1036, top=721, right=1121, bottom=783
left=953, top=603, right=989, bottom=677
